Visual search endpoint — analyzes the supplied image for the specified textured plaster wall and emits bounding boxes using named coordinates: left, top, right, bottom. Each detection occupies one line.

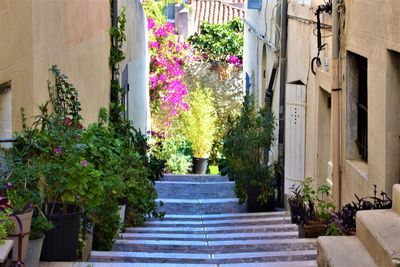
left=341, top=0, right=400, bottom=201
left=0, top=0, right=111, bottom=131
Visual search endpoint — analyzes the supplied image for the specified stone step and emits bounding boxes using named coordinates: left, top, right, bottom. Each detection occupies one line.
left=90, top=249, right=317, bottom=264
left=40, top=263, right=215, bottom=267
left=155, top=182, right=236, bottom=199
left=393, top=184, right=400, bottom=215
left=146, top=216, right=291, bottom=227
left=317, top=236, right=378, bottom=267
left=356, top=209, right=400, bottom=267
left=161, top=174, right=230, bottom=182
left=120, top=231, right=298, bottom=240
left=155, top=211, right=288, bottom=221
left=158, top=201, right=247, bottom=215
left=112, top=238, right=316, bottom=254
left=125, top=223, right=298, bottom=234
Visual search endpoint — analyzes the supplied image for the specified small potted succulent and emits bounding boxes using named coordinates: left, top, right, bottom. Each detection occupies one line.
left=182, top=84, right=217, bottom=174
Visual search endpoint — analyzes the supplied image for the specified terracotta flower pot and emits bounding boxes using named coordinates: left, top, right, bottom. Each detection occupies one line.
left=8, top=209, right=33, bottom=264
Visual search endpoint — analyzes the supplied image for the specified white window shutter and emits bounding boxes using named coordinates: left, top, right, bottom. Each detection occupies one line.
left=284, top=84, right=306, bottom=195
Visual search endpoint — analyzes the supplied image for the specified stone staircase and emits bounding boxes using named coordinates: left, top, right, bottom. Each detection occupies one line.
left=317, top=184, right=400, bottom=267
left=87, top=174, right=317, bottom=266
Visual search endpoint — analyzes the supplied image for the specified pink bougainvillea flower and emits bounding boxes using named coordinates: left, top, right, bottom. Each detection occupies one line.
left=147, top=17, right=155, bottom=30
left=53, top=147, right=62, bottom=155
left=82, top=160, right=88, bottom=167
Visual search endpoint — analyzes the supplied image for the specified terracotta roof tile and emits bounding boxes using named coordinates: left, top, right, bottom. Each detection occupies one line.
left=192, top=0, right=246, bottom=32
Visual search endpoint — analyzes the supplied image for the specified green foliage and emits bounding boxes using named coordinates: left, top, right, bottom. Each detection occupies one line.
left=161, top=136, right=192, bottom=174
left=143, top=0, right=177, bottom=25
left=109, top=6, right=127, bottom=130
left=182, top=85, right=217, bottom=158
left=188, top=18, right=244, bottom=62
left=0, top=213, right=12, bottom=245
left=297, top=177, right=335, bottom=223
left=30, top=213, right=54, bottom=236
left=222, top=99, right=278, bottom=204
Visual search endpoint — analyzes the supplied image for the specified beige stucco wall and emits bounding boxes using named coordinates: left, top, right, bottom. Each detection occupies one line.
left=286, top=1, right=333, bottom=191
left=340, top=0, right=400, bottom=202
left=0, top=0, right=111, bottom=131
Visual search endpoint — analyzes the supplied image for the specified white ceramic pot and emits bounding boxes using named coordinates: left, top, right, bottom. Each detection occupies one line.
left=8, top=209, right=33, bottom=264
left=25, top=233, right=44, bottom=267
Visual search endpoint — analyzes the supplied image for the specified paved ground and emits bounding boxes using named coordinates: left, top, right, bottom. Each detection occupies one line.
left=87, top=174, right=317, bottom=266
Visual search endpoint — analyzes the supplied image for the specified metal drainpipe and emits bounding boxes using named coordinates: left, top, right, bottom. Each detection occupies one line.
left=331, top=0, right=341, bottom=208
left=278, top=0, right=288, bottom=207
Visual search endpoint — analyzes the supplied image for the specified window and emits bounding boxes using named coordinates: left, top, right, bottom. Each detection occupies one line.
left=0, top=81, right=12, bottom=148
left=355, top=56, right=368, bottom=161
left=347, top=52, right=368, bottom=161
left=165, top=3, right=175, bottom=21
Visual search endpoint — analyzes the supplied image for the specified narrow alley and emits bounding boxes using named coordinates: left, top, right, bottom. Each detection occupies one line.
left=89, top=174, right=317, bottom=266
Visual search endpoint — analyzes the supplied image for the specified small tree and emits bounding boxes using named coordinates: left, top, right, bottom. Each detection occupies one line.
left=182, top=85, right=217, bottom=158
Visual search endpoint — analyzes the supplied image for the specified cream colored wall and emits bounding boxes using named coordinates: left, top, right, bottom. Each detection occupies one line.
left=286, top=0, right=333, bottom=190
left=0, top=0, right=34, bottom=132
left=340, top=0, right=400, bottom=202
left=0, top=0, right=111, bottom=132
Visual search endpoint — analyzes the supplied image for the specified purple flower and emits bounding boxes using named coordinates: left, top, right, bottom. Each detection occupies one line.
left=6, top=182, right=13, bottom=189
left=82, top=160, right=88, bottom=167
left=53, top=147, right=62, bottom=155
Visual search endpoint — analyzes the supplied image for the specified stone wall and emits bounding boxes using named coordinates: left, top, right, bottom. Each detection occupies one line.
left=184, top=61, right=244, bottom=121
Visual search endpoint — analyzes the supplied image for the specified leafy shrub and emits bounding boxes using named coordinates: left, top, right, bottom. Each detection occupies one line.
left=182, top=85, right=217, bottom=158
left=222, top=99, right=278, bottom=204
left=188, top=18, right=244, bottom=62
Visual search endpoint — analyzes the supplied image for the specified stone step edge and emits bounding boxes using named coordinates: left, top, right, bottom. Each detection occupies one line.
left=317, top=236, right=378, bottom=267
left=125, top=223, right=297, bottom=232
left=146, top=216, right=291, bottom=225
left=40, top=262, right=317, bottom=267
left=160, top=211, right=287, bottom=219
left=356, top=210, right=400, bottom=267
left=156, top=198, right=239, bottom=204
left=120, top=231, right=298, bottom=240
left=114, top=238, right=316, bottom=247
left=156, top=181, right=234, bottom=185
left=90, top=249, right=317, bottom=261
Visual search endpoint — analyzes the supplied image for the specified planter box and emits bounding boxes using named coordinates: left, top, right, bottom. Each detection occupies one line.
left=298, top=220, right=327, bottom=238
left=40, top=203, right=81, bottom=261
left=8, top=210, right=33, bottom=264
left=246, top=186, right=275, bottom=212
left=25, top=233, right=44, bottom=267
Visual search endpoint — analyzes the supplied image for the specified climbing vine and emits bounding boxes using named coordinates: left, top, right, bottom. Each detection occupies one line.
left=109, top=5, right=127, bottom=131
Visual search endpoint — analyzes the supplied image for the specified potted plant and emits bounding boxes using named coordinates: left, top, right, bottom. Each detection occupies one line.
left=288, top=184, right=303, bottom=224
left=182, top=84, right=217, bottom=174
left=297, top=177, right=335, bottom=238
left=222, top=99, right=278, bottom=212
left=25, top=212, right=53, bottom=267
left=0, top=196, right=18, bottom=265
left=0, top=177, right=35, bottom=266
left=8, top=66, right=104, bottom=261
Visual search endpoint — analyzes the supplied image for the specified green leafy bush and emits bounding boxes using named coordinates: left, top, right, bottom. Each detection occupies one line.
left=188, top=18, right=244, bottom=62
left=182, top=85, right=217, bottom=158
left=223, top=99, right=279, bottom=204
